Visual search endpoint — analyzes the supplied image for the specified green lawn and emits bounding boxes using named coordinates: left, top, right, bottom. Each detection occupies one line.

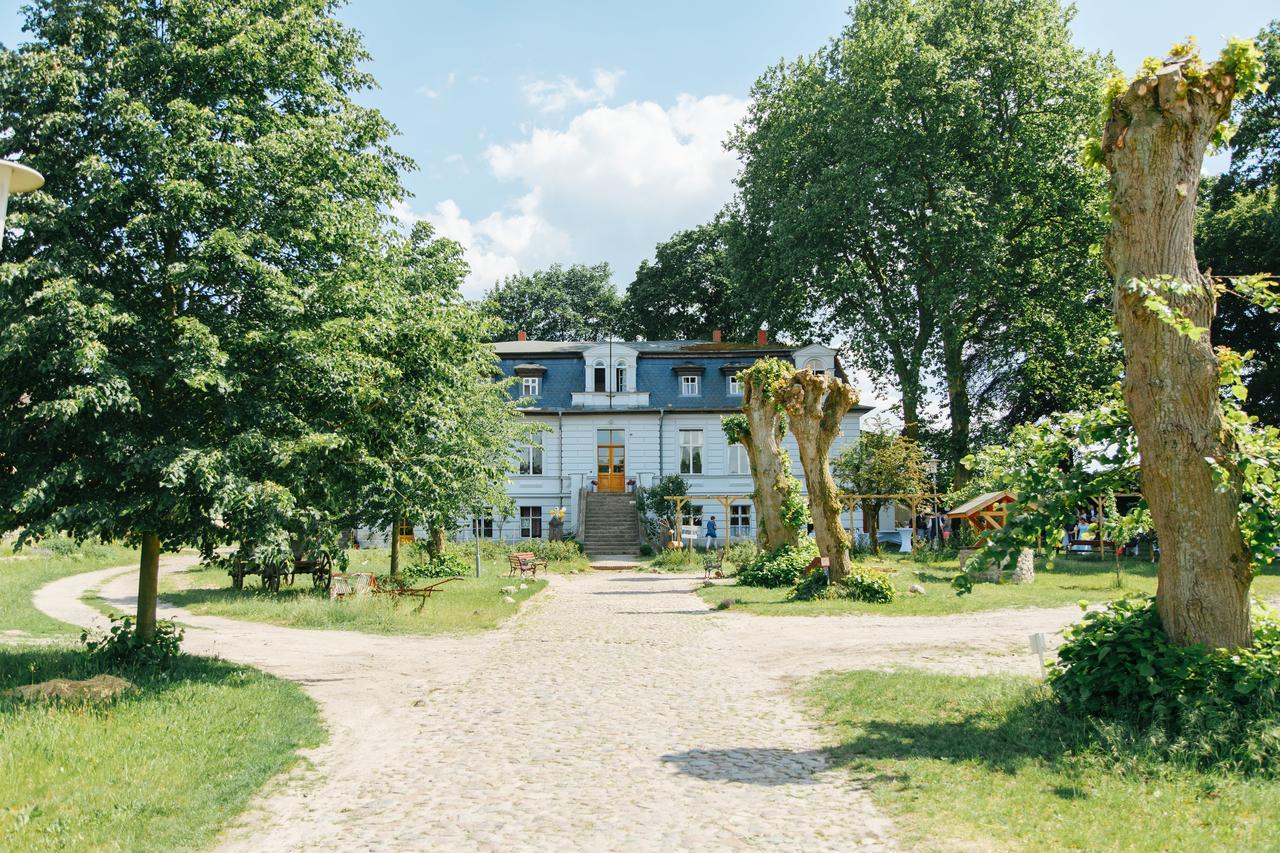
left=808, top=670, right=1280, bottom=850
left=0, top=645, right=323, bottom=852
left=0, top=540, right=138, bottom=638
left=158, top=551, right=547, bottom=636
left=697, top=553, right=1280, bottom=616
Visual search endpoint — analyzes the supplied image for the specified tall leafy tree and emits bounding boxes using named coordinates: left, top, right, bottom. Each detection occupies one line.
left=1197, top=19, right=1280, bottom=424
left=0, top=0, right=407, bottom=638
left=481, top=262, right=621, bottom=341
left=727, top=0, right=1112, bottom=475
left=833, top=428, right=928, bottom=556
left=622, top=221, right=748, bottom=341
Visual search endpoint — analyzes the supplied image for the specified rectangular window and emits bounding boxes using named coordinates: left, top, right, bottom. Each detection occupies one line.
left=520, top=506, right=543, bottom=539
left=593, top=366, right=607, bottom=392
left=729, top=505, right=751, bottom=538
left=615, top=366, right=626, bottom=392
left=681, top=375, right=700, bottom=396
left=727, top=373, right=742, bottom=395
left=679, top=429, right=703, bottom=475
left=472, top=514, right=494, bottom=539
left=728, top=443, right=750, bottom=475
left=521, top=376, right=540, bottom=397
left=397, top=520, right=415, bottom=542
left=519, top=435, right=543, bottom=475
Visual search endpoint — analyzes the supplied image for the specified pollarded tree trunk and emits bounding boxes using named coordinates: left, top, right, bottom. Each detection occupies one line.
left=736, top=364, right=801, bottom=552
left=426, top=525, right=447, bottom=559
left=1102, top=51, right=1252, bottom=649
left=782, top=371, right=859, bottom=582
left=135, top=532, right=161, bottom=641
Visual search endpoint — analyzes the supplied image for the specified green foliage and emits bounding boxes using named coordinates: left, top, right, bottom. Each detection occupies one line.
left=723, top=539, right=760, bottom=570
left=777, top=465, right=812, bottom=535
left=842, top=569, right=898, bottom=603
left=1050, top=597, right=1280, bottom=774
left=402, top=552, right=469, bottom=581
left=737, top=539, right=818, bottom=588
left=513, top=538, right=584, bottom=564
left=736, top=358, right=793, bottom=411
left=728, top=0, right=1114, bottom=464
left=721, top=413, right=750, bottom=446
left=790, top=566, right=897, bottom=603
left=481, top=262, right=621, bottom=340
left=639, top=543, right=654, bottom=557
left=622, top=221, right=749, bottom=340
left=82, top=615, right=184, bottom=668
left=650, top=547, right=701, bottom=571
left=637, top=475, right=689, bottom=526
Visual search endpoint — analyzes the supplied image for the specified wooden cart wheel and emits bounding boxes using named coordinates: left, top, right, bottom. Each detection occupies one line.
left=312, top=552, right=333, bottom=592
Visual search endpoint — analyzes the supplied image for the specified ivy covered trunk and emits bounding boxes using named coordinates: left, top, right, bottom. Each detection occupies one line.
left=1101, top=50, right=1252, bottom=649
left=782, top=371, right=858, bottom=582
left=426, top=526, right=447, bottom=559
left=726, top=360, right=802, bottom=552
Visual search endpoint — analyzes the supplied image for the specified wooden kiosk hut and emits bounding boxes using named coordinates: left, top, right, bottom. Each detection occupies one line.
left=946, top=491, right=1015, bottom=541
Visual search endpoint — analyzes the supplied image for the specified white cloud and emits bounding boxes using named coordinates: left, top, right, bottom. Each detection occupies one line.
left=486, top=94, right=747, bottom=210
left=417, top=86, right=439, bottom=99
left=522, top=68, right=624, bottom=113
left=392, top=194, right=571, bottom=299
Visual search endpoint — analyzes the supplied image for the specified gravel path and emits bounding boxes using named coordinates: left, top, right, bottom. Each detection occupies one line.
left=32, top=561, right=1085, bottom=851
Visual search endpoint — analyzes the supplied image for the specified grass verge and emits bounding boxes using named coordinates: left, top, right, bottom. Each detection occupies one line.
left=808, top=669, right=1280, bottom=850
left=0, top=645, right=323, bottom=852
left=698, top=554, right=1280, bottom=616
left=159, top=554, right=546, bottom=636
left=0, top=541, right=138, bottom=638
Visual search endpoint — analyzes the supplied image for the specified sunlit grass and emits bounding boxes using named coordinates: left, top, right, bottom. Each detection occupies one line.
left=808, top=669, right=1280, bottom=849
left=0, top=645, right=323, bottom=852
left=159, top=552, right=547, bottom=636
left=0, top=540, right=138, bottom=638
left=698, top=553, right=1280, bottom=616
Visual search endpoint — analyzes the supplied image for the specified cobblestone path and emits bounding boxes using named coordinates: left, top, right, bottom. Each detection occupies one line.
left=37, top=565, right=894, bottom=851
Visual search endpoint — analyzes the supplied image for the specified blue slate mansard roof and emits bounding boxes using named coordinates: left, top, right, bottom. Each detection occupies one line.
left=493, top=339, right=874, bottom=414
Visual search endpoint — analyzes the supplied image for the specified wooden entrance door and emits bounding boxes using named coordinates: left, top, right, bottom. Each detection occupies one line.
left=596, top=428, right=625, bottom=492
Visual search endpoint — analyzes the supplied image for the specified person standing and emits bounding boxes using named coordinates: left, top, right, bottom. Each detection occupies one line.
left=704, top=515, right=718, bottom=550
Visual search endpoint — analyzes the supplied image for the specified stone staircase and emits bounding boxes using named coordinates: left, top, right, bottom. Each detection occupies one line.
left=581, top=491, right=643, bottom=557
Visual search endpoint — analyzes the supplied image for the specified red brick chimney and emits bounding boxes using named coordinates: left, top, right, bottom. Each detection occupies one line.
left=517, top=330, right=528, bottom=342
left=711, top=329, right=722, bottom=344
left=756, top=328, right=767, bottom=346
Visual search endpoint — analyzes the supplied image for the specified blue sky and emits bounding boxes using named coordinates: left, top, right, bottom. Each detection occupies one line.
left=0, top=1, right=1275, bottom=299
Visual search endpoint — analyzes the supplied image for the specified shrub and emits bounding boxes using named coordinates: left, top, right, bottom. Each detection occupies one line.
left=638, top=543, right=654, bottom=557
left=82, top=615, right=184, bottom=668
left=789, top=566, right=897, bottom=603
left=403, top=552, right=470, bottom=581
left=1050, top=596, right=1280, bottom=774
left=651, top=547, right=700, bottom=571
left=723, top=540, right=759, bottom=571
left=842, top=569, right=898, bottom=603
left=738, top=539, right=818, bottom=588
left=514, top=539, right=583, bottom=563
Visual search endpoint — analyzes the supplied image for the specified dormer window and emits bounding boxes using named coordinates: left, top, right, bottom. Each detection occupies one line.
left=521, top=376, right=541, bottom=397
left=615, top=360, right=627, bottom=392
left=727, top=373, right=742, bottom=395
left=681, top=375, right=700, bottom=396
left=593, top=360, right=607, bottom=392
left=804, top=358, right=824, bottom=375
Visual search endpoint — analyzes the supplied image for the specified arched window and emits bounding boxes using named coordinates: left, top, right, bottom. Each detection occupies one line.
left=614, top=359, right=627, bottom=392
left=804, top=358, right=824, bottom=375
left=593, top=359, right=607, bottom=392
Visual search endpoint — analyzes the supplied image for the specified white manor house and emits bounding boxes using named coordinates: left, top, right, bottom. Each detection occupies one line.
left=366, top=330, right=894, bottom=555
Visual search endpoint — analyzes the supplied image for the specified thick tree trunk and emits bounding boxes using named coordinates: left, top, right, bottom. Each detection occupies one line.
left=1102, top=54, right=1252, bottom=648
left=135, top=532, right=161, bottom=641
left=426, top=526, right=447, bottom=559
left=940, top=318, right=972, bottom=487
left=389, top=522, right=402, bottom=577
left=782, top=371, right=859, bottom=582
left=739, top=364, right=801, bottom=552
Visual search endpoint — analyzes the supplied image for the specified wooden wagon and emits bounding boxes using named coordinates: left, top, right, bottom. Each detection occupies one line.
left=227, top=550, right=334, bottom=594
